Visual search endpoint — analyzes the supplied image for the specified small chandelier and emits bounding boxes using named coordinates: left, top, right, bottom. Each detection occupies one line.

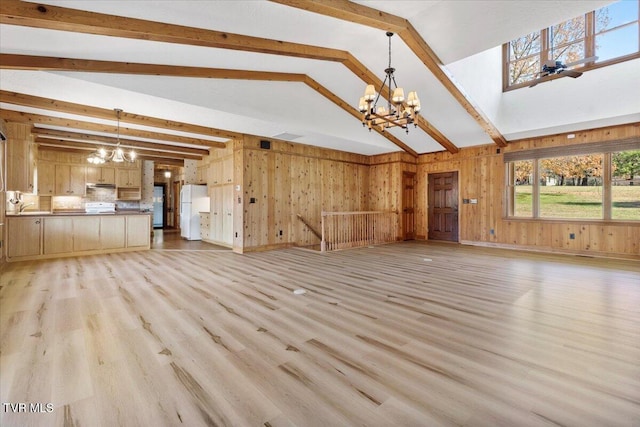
left=358, top=32, right=421, bottom=134
left=87, top=108, right=136, bottom=164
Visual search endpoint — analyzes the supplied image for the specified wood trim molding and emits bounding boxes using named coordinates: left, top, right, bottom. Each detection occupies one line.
left=272, top=0, right=508, bottom=148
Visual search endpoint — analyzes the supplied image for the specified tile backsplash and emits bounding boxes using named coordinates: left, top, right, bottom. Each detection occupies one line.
left=51, top=187, right=140, bottom=211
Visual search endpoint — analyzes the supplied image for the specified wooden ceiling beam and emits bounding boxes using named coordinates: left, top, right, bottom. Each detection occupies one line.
left=2, top=55, right=421, bottom=156
left=33, top=128, right=209, bottom=157
left=34, top=138, right=201, bottom=160
left=400, top=24, right=507, bottom=147
left=0, top=53, right=307, bottom=82
left=0, top=109, right=224, bottom=149
left=270, top=0, right=407, bottom=33
left=0, top=0, right=348, bottom=62
left=0, top=90, right=241, bottom=141
left=343, top=54, right=459, bottom=154
left=0, top=2, right=450, bottom=156
left=304, top=76, right=418, bottom=157
left=273, top=0, right=508, bottom=148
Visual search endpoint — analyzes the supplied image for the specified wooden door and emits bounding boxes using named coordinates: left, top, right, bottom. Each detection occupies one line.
left=402, top=171, right=416, bottom=240
left=428, top=171, right=459, bottom=242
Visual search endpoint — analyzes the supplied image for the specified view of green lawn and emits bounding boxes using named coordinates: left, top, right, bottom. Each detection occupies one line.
left=514, top=185, right=640, bottom=220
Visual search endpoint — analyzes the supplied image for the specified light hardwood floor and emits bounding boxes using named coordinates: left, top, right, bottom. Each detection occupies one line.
left=1, top=242, right=639, bottom=426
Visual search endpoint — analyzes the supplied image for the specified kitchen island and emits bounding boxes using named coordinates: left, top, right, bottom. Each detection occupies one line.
left=5, top=211, right=152, bottom=262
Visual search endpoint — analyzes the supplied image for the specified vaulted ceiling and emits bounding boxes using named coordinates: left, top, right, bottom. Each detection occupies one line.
left=1, top=0, right=637, bottom=165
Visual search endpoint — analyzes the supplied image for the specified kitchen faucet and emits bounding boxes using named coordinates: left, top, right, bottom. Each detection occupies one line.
left=19, top=202, right=35, bottom=212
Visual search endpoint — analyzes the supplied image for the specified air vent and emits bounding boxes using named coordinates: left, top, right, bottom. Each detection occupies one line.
left=260, top=140, right=271, bottom=150
left=272, top=132, right=302, bottom=141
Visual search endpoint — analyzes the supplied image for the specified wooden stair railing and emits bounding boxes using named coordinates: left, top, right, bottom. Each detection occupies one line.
left=296, top=214, right=322, bottom=241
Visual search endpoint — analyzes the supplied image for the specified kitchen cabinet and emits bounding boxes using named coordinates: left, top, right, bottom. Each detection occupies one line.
left=6, top=124, right=36, bottom=193
left=196, top=165, right=208, bottom=184
left=116, top=168, right=141, bottom=188
left=73, top=217, right=101, bottom=252
left=101, top=216, right=126, bottom=249
left=87, top=166, right=116, bottom=185
left=38, top=161, right=56, bottom=195
left=127, top=215, right=150, bottom=247
left=7, top=216, right=42, bottom=258
left=43, top=217, right=73, bottom=254
left=6, top=213, right=151, bottom=262
left=208, top=157, right=233, bottom=186
left=208, top=185, right=233, bottom=246
left=55, top=165, right=86, bottom=195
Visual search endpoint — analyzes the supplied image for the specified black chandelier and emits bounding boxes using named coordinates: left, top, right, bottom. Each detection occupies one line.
left=358, top=32, right=421, bottom=133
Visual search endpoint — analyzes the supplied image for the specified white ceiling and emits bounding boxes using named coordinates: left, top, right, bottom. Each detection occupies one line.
left=1, top=0, right=638, bottom=157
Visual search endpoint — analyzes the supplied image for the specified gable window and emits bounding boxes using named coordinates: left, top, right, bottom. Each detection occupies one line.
left=505, top=140, right=640, bottom=221
left=504, top=1, right=640, bottom=90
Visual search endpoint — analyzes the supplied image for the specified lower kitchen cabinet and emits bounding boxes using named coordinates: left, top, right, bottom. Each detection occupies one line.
left=7, top=217, right=42, bottom=258
left=44, top=217, right=73, bottom=254
left=73, top=217, right=101, bottom=252
left=101, top=216, right=126, bottom=249
left=126, top=215, right=151, bottom=248
left=6, top=214, right=151, bottom=262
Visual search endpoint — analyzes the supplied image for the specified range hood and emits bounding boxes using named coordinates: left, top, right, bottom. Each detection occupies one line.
left=86, top=183, right=116, bottom=188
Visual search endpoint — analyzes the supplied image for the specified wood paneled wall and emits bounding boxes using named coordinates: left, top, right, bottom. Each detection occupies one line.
left=417, top=122, right=640, bottom=259
left=238, top=136, right=370, bottom=252
left=369, top=152, right=417, bottom=240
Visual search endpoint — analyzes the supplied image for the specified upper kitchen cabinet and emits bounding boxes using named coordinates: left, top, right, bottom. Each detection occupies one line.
left=5, top=122, right=36, bottom=193
left=38, top=161, right=56, bottom=195
left=116, top=168, right=141, bottom=188
left=87, top=166, right=116, bottom=185
left=55, top=165, right=86, bottom=196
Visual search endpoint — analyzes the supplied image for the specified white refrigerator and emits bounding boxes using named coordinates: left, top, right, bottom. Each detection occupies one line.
left=180, top=184, right=209, bottom=240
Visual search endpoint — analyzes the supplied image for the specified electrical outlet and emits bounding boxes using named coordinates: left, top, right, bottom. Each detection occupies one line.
left=490, top=229, right=494, bottom=235
left=569, top=233, right=575, bottom=240
left=279, top=230, right=283, bottom=236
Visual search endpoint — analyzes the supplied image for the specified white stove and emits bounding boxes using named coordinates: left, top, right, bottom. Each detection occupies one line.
left=85, top=202, right=116, bottom=214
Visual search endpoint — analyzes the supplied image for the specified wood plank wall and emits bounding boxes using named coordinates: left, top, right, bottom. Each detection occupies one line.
left=369, top=152, right=417, bottom=240
left=417, top=122, right=640, bottom=259
left=238, top=135, right=370, bottom=252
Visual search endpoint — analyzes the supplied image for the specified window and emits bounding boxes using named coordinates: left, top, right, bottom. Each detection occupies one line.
left=505, top=141, right=640, bottom=221
left=612, top=149, right=640, bottom=220
left=504, top=1, right=640, bottom=90
left=539, top=154, right=603, bottom=219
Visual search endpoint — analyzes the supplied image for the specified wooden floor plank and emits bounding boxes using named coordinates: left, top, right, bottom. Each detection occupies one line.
left=1, top=241, right=638, bottom=426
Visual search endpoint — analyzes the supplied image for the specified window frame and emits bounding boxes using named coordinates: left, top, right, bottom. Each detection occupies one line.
left=504, top=138, right=640, bottom=222
left=503, top=1, right=640, bottom=91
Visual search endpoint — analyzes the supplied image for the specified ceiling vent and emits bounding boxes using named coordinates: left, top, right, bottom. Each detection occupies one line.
left=272, top=132, right=302, bottom=141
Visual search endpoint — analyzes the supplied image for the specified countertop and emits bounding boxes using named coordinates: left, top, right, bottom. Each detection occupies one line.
left=7, top=210, right=153, bottom=217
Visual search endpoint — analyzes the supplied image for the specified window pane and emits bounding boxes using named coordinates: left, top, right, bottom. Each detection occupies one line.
left=513, top=160, right=533, bottom=217
left=596, top=24, right=640, bottom=61
left=539, top=155, right=603, bottom=219
left=596, top=1, right=639, bottom=33
left=552, top=15, right=585, bottom=47
left=550, top=40, right=585, bottom=66
left=509, top=31, right=541, bottom=61
left=612, top=150, right=640, bottom=220
left=509, top=57, right=540, bottom=85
